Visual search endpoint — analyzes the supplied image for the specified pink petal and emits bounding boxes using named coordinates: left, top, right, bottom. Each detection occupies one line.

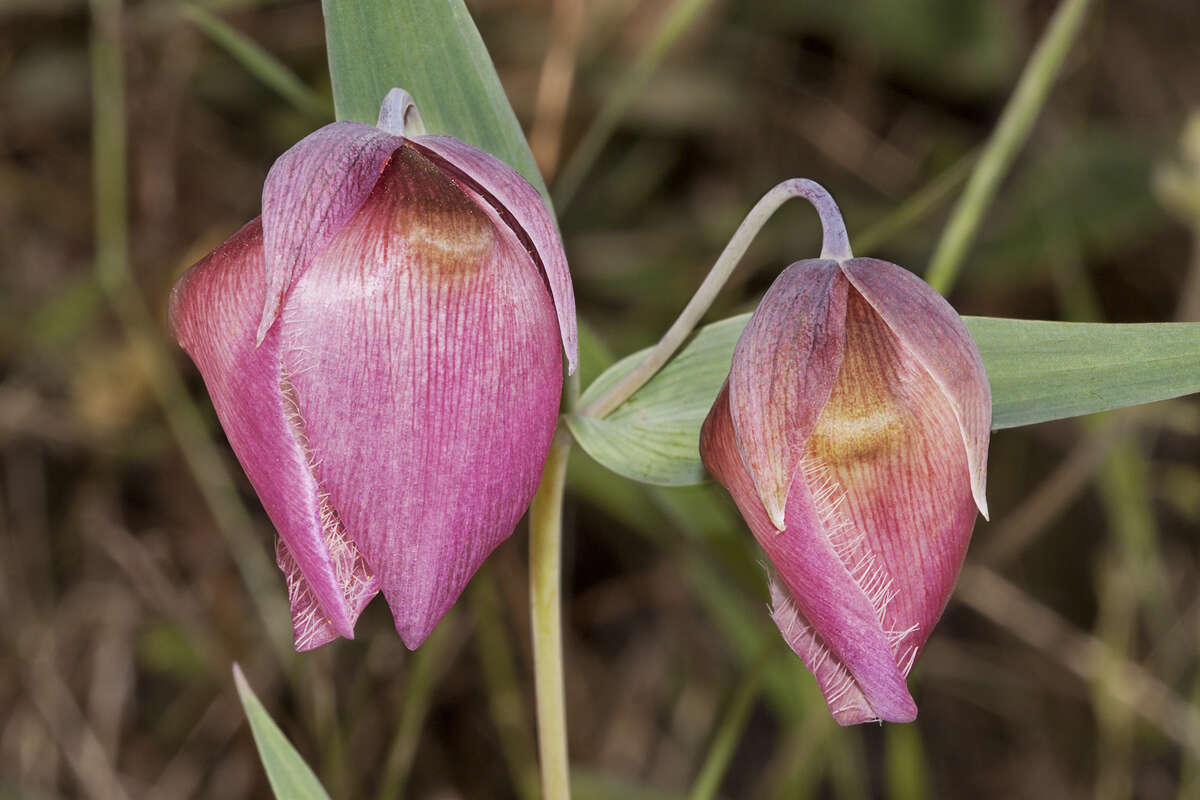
left=409, top=135, right=578, bottom=373
left=279, top=145, right=563, bottom=649
left=259, top=122, right=403, bottom=343
left=276, top=519, right=377, bottom=652
left=768, top=577, right=878, bottom=725
left=803, top=286, right=979, bottom=660
left=276, top=540, right=341, bottom=651
left=840, top=258, right=991, bottom=518
left=168, top=219, right=378, bottom=648
left=701, top=383, right=917, bottom=723
left=727, top=260, right=848, bottom=530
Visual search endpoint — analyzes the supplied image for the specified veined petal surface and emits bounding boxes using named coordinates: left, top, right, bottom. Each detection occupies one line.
left=411, top=135, right=578, bottom=373
left=841, top=258, right=991, bottom=518
left=260, top=122, right=402, bottom=342
left=169, top=219, right=378, bottom=648
left=280, top=145, right=562, bottom=649
left=727, top=261, right=847, bottom=530
left=804, top=287, right=978, bottom=674
left=700, top=270, right=982, bottom=724
left=702, top=384, right=917, bottom=724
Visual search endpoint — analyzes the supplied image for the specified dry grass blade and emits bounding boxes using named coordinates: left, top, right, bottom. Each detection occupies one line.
left=90, top=0, right=291, bottom=662
left=957, top=565, right=1200, bottom=760
left=530, top=0, right=584, bottom=178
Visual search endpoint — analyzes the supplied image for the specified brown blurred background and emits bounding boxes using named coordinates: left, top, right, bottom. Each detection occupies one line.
left=4, top=0, right=1200, bottom=797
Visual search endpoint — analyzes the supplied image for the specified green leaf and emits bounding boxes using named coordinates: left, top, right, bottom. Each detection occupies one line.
left=969, top=317, right=1200, bottom=429
left=320, top=0, right=547, bottom=199
left=566, top=315, right=748, bottom=486
left=232, top=664, right=332, bottom=800
left=567, top=314, right=1200, bottom=486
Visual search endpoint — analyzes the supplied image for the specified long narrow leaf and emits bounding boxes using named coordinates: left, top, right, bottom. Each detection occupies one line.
left=567, top=315, right=746, bottom=485
left=567, top=314, right=1200, bottom=486
left=233, top=665, right=332, bottom=800
left=320, top=0, right=546, bottom=198
left=969, top=317, right=1200, bottom=428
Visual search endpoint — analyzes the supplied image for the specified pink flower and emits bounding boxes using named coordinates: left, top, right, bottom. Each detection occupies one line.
left=700, top=183, right=989, bottom=724
left=170, top=90, right=576, bottom=651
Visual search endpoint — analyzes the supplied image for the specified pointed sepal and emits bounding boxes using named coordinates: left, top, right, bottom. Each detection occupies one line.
left=259, top=122, right=402, bottom=343
left=726, top=260, right=847, bottom=530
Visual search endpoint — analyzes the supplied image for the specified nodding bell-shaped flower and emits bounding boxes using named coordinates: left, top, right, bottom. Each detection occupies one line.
left=170, top=90, right=577, bottom=652
left=699, top=181, right=989, bottom=724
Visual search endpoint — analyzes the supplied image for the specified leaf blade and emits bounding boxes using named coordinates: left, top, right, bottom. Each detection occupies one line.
left=968, top=317, right=1200, bottom=429
left=568, top=315, right=1200, bottom=486
left=232, top=664, right=332, bottom=800
left=320, top=0, right=546, bottom=198
left=567, top=314, right=749, bottom=485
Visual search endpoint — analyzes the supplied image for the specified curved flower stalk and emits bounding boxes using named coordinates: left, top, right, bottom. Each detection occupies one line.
left=170, top=89, right=577, bottom=651
left=700, top=182, right=990, bottom=724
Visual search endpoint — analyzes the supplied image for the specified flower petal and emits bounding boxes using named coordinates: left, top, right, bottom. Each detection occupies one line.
left=410, top=135, right=578, bottom=373
left=840, top=258, right=991, bottom=518
left=276, top=519, right=376, bottom=652
left=279, top=145, right=563, bottom=649
left=702, top=383, right=917, bottom=723
left=168, top=219, right=376, bottom=647
left=259, top=122, right=402, bottom=343
left=804, top=287, right=979, bottom=660
left=727, top=260, right=848, bottom=530
left=768, top=576, right=879, bottom=724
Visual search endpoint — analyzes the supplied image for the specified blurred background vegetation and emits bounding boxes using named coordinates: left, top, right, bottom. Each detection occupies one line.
left=3, top=0, right=1200, bottom=797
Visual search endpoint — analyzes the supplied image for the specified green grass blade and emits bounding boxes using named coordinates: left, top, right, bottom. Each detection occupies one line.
left=925, top=0, right=1092, bottom=294
left=375, top=615, right=459, bottom=800
left=233, top=665, right=333, bottom=800
left=687, top=667, right=764, bottom=800
left=320, top=0, right=546, bottom=198
left=181, top=4, right=333, bottom=121
left=568, top=314, right=1200, bottom=486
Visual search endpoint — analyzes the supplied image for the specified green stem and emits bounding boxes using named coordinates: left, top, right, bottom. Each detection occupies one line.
left=924, top=0, right=1091, bottom=295
left=529, top=427, right=573, bottom=800
left=853, top=147, right=977, bottom=257
left=687, top=668, right=764, bottom=800
left=578, top=179, right=849, bottom=419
